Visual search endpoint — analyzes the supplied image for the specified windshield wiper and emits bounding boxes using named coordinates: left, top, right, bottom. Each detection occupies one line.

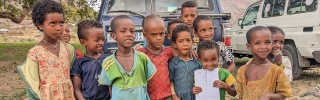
left=107, top=10, right=145, bottom=17
left=169, top=7, right=210, bottom=15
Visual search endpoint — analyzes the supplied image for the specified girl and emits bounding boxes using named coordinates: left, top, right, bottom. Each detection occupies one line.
left=60, top=24, right=83, bottom=59
left=18, top=0, right=76, bottom=99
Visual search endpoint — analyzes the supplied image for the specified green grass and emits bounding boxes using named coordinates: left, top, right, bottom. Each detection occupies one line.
left=0, top=43, right=85, bottom=62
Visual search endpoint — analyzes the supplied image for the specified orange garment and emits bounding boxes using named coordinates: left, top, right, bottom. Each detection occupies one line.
left=236, top=64, right=293, bottom=100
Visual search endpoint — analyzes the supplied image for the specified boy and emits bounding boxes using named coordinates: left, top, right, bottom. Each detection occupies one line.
left=169, top=24, right=202, bottom=100
left=98, top=15, right=157, bottom=100
left=237, top=26, right=293, bottom=99
left=71, top=19, right=110, bottom=100
left=139, top=14, right=173, bottom=100
left=181, top=1, right=198, bottom=29
left=193, top=40, right=236, bottom=100
left=164, top=19, right=185, bottom=46
left=193, top=15, right=236, bottom=73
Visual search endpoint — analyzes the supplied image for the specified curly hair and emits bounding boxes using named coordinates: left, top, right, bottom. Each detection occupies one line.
left=167, top=19, right=184, bottom=33
left=181, top=1, right=197, bottom=8
left=110, top=15, right=132, bottom=33
left=32, top=0, right=65, bottom=31
left=197, top=40, right=220, bottom=58
left=77, top=19, right=103, bottom=39
left=246, top=26, right=270, bottom=44
left=172, top=24, right=194, bottom=42
left=193, top=15, right=212, bottom=32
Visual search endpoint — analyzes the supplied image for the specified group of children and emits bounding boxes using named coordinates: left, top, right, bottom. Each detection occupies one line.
left=18, top=0, right=294, bottom=100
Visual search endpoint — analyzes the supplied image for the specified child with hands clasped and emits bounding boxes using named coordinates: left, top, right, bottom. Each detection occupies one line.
left=18, top=0, right=76, bottom=99
left=98, top=15, right=157, bottom=100
left=237, top=26, right=293, bottom=100
left=192, top=40, right=236, bottom=100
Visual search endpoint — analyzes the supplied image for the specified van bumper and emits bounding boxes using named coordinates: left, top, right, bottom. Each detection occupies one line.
left=312, top=51, right=320, bottom=63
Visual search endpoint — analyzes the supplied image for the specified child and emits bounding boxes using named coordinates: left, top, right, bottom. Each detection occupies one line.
left=164, top=19, right=185, bottom=46
left=71, top=20, right=110, bottom=100
left=192, top=40, right=236, bottom=100
left=60, top=24, right=83, bottom=59
left=246, top=26, right=293, bottom=82
left=98, top=15, right=157, bottom=100
left=193, top=15, right=236, bottom=73
left=237, top=26, right=293, bottom=100
left=17, top=0, right=75, bottom=99
left=169, top=24, right=201, bottom=100
left=181, top=1, right=199, bottom=29
left=138, top=14, right=173, bottom=100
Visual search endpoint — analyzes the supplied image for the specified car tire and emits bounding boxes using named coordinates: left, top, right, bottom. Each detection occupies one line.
left=283, top=44, right=303, bottom=80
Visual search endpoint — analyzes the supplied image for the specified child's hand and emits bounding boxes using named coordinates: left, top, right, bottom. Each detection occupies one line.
left=273, top=49, right=282, bottom=65
left=190, top=50, right=198, bottom=59
left=213, top=80, right=228, bottom=89
left=258, top=94, right=271, bottom=100
left=172, top=94, right=181, bottom=100
left=192, top=86, right=202, bottom=94
left=133, top=43, right=143, bottom=50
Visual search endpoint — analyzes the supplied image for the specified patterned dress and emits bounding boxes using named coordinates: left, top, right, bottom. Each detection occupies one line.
left=237, top=64, right=294, bottom=100
left=139, top=47, right=173, bottom=100
left=169, top=57, right=201, bottom=100
left=27, top=42, right=75, bottom=100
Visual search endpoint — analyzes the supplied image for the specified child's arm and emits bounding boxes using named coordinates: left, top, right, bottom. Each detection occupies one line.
left=71, top=76, right=86, bottom=100
left=109, top=86, right=112, bottom=98
left=213, top=80, right=236, bottom=96
left=192, top=86, right=202, bottom=94
left=258, top=93, right=286, bottom=100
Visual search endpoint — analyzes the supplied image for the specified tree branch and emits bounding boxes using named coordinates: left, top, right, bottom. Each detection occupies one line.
left=0, top=7, right=32, bottom=23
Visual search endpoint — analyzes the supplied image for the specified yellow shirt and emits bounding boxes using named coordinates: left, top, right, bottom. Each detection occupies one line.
left=236, top=64, right=293, bottom=100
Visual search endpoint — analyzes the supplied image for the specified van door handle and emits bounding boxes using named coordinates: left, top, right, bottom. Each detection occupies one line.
left=237, top=32, right=244, bottom=34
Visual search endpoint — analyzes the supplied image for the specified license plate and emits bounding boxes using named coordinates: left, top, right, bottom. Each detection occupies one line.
left=106, top=32, right=145, bottom=43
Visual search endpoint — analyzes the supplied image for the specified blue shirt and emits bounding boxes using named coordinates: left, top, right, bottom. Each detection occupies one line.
left=169, top=57, right=202, bottom=100
left=71, top=54, right=111, bottom=100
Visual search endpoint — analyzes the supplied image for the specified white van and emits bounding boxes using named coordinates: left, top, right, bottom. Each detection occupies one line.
left=228, top=0, right=319, bottom=79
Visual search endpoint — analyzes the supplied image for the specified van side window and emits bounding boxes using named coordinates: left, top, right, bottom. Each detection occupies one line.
left=242, top=6, right=260, bottom=26
left=262, top=0, right=285, bottom=18
left=287, top=0, right=318, bottom=14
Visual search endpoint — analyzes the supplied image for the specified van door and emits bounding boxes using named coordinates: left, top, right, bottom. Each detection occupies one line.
left=233, top=5, right=260, bottom=53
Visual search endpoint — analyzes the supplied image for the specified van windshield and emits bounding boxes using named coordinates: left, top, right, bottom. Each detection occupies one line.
left=107, top=0, right=210, bottom=13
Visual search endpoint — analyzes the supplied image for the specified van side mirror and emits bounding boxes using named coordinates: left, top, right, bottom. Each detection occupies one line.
left=238, top=19, right=244, bottom=29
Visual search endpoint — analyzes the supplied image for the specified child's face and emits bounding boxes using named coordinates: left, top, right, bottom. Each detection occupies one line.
left=246, top=30, right=272, bottom=59
left=272, top=33, right=284, bottom=51
left=173, top=31, right=193, bottom=56
left=181, top=7, right=198, bottom=28
left=195, top=20, right=214, bottom=41
left=38, top=13, right=64, bottom=40
left=199, top=49, right=219, bottom=71
left=168, top=23, right=181, bottom=40
left=143, top=20, right=165, bottom=49
left=81, top=28, right=104, bottom=53
left=111, top=19, right=135, bottom=48
left=60, top=24, right=70, bottom=43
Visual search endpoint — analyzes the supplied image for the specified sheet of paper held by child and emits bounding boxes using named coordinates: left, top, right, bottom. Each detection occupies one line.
left=195, top=69, right=220, bottom=100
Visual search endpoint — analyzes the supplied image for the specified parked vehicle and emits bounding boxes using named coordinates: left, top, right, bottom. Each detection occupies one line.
left=227, top=0, right=320, bottom=79
left=97, top=0, right=231, bottom=55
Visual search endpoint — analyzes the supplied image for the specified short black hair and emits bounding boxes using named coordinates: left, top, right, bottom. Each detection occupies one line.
left=167, top=19, right=184, bottom=33
left=197, top=40, right=220, bottom=58
left=181, top=1, right=198, bottom=14
left=193, top=15, right=212, bottom=32
left=267, top=26, right=285, bottom=36
left=172, top=24, right=194, bottom=42
left=110, top=15, right=132, bottom=32
left=32, top=0, right=65, bottom=31
left=77, top=19, right=103, bottom=39
left=142, top=14, right=162, bottom=28
left=182, top=1, right=198, bottom=8
left=246, top=26, right=270, bottom=44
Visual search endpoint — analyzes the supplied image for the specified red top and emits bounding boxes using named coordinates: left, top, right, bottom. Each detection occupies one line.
left=139, top=47, right=173, bottom=100
left=75, top=49, right=83, bottom=59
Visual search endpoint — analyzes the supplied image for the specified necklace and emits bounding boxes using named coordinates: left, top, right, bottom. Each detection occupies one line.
left=116, top=50, right=134, bottom=57
left=42, top=39, right=59, bottom=49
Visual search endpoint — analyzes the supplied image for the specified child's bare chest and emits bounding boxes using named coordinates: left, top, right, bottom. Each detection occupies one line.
left=245, top=64, right=270, bottom=81
left=116, top=56, right=134, bottom=72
